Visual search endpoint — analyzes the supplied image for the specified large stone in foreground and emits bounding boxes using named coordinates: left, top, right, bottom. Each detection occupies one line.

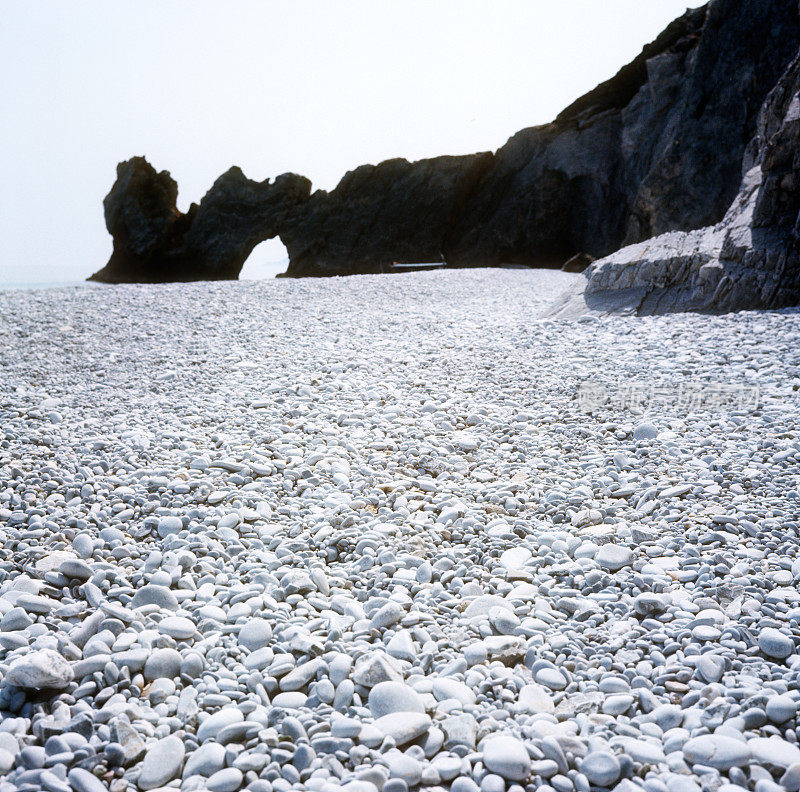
left=482, top=735, right=532, bottom=781
left=5, top=649, right=74, bottom=690
left=683, top=735, right=751, bottom=770
left=137, top=734, right=185, bottom=790
left=373, top=712, right=432, bottom=746
left=368, top=681, right=426, bottom=718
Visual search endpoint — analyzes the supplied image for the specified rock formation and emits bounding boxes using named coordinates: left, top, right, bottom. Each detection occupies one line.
left=280, top=154, right=494, bottom=276
left=90, top=159, right=310, bottom=283
left=551, top=52, right=800, bottom=315
left=91, top=0, right=800, bottom=313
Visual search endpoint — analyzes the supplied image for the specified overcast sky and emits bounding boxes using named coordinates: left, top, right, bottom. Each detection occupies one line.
left=1, top=1, right=706, bottom=284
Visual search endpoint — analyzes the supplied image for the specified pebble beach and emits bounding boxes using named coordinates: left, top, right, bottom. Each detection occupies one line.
left=0, top=269, right=799, bottom=792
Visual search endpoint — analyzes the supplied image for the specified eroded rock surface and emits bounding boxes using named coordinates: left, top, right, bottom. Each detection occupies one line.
left=553, top=52, right=800, bottom=315
left=89, top=159, right=310, bottom=283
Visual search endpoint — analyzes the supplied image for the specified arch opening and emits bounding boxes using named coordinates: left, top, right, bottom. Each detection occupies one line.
left=239, top=237, right=290, bottom=280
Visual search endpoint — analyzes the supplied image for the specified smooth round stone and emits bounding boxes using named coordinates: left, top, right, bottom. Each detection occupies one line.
left=149, top=570, right=171, bottom=587
left=766, top=695, right=797, bottom=724
left=581, top=752, right=620, bottom=787
left=696, top=655, right=725, bottom=683
left=615, top=737, right=666, bottom=765
left=651, top=704, right=682, bottom=730
left=452, top=778, right=481, bottom=792
left=96, top=528, right=126, bottom=551
left=183, top=742, right=227, bottom=776
left=131, top=584, right=179, bottom=611
left=782, top=763, right=800, bottom=792
left=72, top=534, right=94, bottom=559
left=534, top=667, right=567, bottom=691
left=147, top=677, right=176, bottom=705
left=59, top=559, right=93, bottom=581
left=0, top=749, right=13, bottom=774
left=293, top=744, right=315, bottom=771
left=218, top=513, right=241, bottom=530
left=238, top=618, right=273, bottom=651
left=602, top=694, right=634, bottom=715
left=748, top=737, right=800, bottom=768
left=243, top=647, right=274, bottom=670
left=633, top=422, right=658, bottom=440
left=144, top=648, right=182, bottom=681
left=67, top=768, right=107, bottom=792
left=315, top=678, right=335, bottom=703
left=373, top=712, right=432, bottom=746
left=464, top=596, right=508, bottom=618
left=599, top=677, right=630, bottom=694
left=464, top=643, right=488, bottom=667
left=6, top=649, right=74, bottom=690
left=329, top=653, right=353, bottom=686
left=385, top=751, right=422, bottom=785
left=432, top=678, right=476, bottom=708
left=596, top=545, right=634, bottom=572
left=198, top=604, right=227, bottom=622
left=197, top=709, right=244, bottom=743
left=633, top=593, right=669, bottom=616
left=158, top=615, right=195, bottom=640
left=1, top=607, right=33, bottom=632
left=331, top=717, right=362, bottom=738
left=759, top=628, right=795, bottom=660
left=157, top=516, right=183, bottom=538
left=415, top=562, right=432, bottom=583
left=481, top=773, right=506, bottom=792
left=0, top=734, right=18, bottom=756
left=16, top=593, right=56, bottom=614
left=368, top=681, right=426, bottom=717
left=683, top=735, right=751, bottom=770
left=482, top=735, right=531, bottom=781
left=692, top=624, right=721, bottom=642
left=206, top=767, right=244, bottom=792
left=500, top=548, right=532, bottom=569
left=272, top=692, right=307, bottom=708
left=432, top=755, right=462, bottom=781
left=181, top=652, right=205, bottom=679
left=138, top=735, right=185, bottom=790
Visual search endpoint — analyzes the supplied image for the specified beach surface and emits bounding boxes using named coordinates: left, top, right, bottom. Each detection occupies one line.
left=0, top=268, right=799, bottom=792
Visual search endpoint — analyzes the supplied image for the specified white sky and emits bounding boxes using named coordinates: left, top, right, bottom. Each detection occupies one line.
left=0, top=1, right=706, bottom=284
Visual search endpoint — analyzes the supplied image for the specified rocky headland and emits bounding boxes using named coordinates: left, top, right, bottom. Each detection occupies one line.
left=90, top=0, right=800, bottom=314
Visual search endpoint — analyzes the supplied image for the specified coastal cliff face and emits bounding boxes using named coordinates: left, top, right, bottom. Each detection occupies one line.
left=446, top=0, right=798, bottom=269
left=280, top=153, right=494, bottom=276
left=91, top=0, right=800, bottom=313
left=555, top=52, right=800, bottom=316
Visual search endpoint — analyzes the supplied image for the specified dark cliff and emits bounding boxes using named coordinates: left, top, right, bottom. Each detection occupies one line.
left=444, top=0, right=799, bottom=269
left=90, top=161, right=310, bottom=283
left=280, top=153, right=494, bottom=276
left=91, top=0, right=800, bottom=308
left=555, top=48, right=800, bottom=315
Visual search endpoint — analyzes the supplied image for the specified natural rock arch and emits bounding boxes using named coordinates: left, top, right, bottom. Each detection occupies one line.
left=89, top=158, right=310, bottom=283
